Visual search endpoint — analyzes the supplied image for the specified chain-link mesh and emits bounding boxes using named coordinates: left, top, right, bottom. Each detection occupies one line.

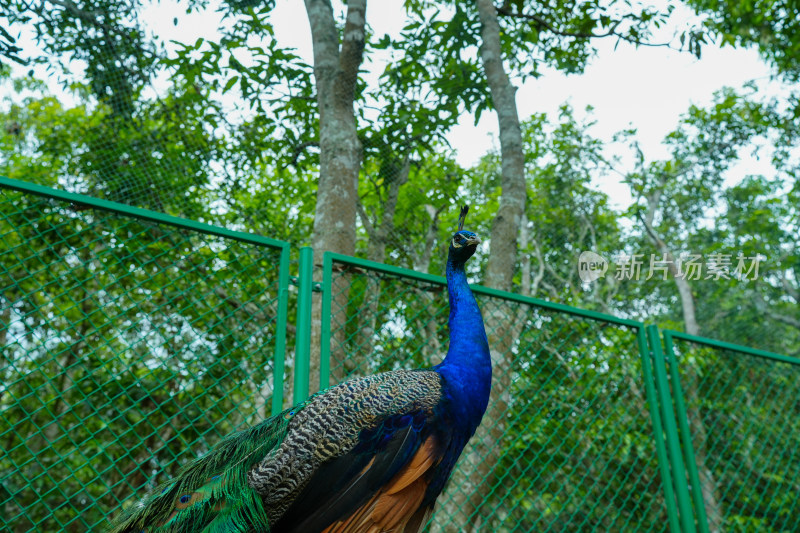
left=0, top=183, right=288, bottom=532
left=5, top=178, right=800, bottom=532
left=665, top=336, right=800, bottom=533
left=323, top=257, right=674, bottom=532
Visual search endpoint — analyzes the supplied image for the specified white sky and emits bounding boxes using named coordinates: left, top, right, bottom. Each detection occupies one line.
left=7, top=0, right=783, bottom=208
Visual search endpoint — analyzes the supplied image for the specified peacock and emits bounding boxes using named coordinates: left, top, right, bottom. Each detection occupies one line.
left=108, top=206, right=491, bottom=533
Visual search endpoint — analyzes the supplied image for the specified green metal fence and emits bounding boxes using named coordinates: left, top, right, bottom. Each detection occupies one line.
left=2, top=177, right=800, bottom=532
left=658, top=330, right=800, bottom=533
left=0, top=177, right=290, bottom=531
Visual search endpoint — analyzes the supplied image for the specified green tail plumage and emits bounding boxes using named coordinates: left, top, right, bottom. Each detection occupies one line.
left=107, top=408, right=299, bottom=533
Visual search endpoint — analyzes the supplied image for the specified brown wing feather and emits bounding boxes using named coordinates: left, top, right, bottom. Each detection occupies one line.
left=323, top=491, right=380, bottom=533
left=385, top=437, right=437, bottom=495
left=320, top=436, right=439, bottom=533
left=373, top=478, right=427, bottom=530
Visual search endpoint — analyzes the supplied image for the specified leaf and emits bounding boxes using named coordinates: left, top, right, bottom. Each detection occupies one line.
left=222, top=76, right=239, bottom=94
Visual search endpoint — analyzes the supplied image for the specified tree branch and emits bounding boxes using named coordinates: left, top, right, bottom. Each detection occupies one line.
left=412, top=203, right=447, bottom=273
left=780, top=271, right=800, bottom=302
left=46, top=0, right=117, bottom=33
left=355, top=198, right=377, bottom=241
left=495, top=4, right=674, bottom=49
left=290, top=140, right=319, bottom=166
left=519, top=212, right=531, bottom=297
left=336, top=0, right=366, bottom=106
left=636, top=209, right=701, bottom=335
left=753, top=291, right=800, bottom=330
left=530, top=238, right=545, bottom=297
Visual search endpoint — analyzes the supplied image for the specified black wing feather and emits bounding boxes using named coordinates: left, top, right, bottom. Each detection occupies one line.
left=274, top=415, right=428, bottom=533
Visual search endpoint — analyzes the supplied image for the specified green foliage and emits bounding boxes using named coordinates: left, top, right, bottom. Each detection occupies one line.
left=524, top=107, right=622, bottom=307
left=0, top=0, right=320, bottom=225
left=0, top=83, right=90, bottom=188
left=687, top=0, right=800, bottom=81
left=1, top=2, right=799, bottom=531
left=496, top=315, right=667, bottom=531
left=620, top=86, right=800, bottom=354
left=672, top=341, right=800, bottom=531
left=0, top=189, right=284, bottom=531
left=3, top=0, right=159, bottom=117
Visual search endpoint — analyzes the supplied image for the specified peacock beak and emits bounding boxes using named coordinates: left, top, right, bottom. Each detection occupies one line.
left=467, top=236, right=481, bottom=246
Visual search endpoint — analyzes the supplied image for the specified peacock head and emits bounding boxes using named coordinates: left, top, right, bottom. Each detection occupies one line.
left=448, top=206, right=481, bottom=265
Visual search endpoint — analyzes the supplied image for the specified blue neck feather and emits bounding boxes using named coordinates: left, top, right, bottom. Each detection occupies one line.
left=443, top=258, right=490, bottom=363
left=434, top=253, right=492, bottom=428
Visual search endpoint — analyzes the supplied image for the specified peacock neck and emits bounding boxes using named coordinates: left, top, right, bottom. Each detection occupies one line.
left=434, top=255, right=492, bottom=429
left=439, top=257, right=491, bottom=372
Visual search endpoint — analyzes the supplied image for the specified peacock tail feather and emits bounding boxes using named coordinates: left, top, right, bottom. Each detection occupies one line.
left=107, top=404, right=308, bottom=533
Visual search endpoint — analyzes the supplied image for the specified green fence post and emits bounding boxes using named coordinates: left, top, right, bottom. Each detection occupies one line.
left=293, top=246, right=313, bottom=403
left=319, top=251, right=333, bottom=391
left=647, top=325, right=696, bottom=533
left=662, top=332, right=711, bottom=533
left=637, top=327, right=681, bottom=533
left=271, top=243, right=291, bottom=416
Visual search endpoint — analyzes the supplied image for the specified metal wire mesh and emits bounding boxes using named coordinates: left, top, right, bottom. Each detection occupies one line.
left=665, top=336, right=800, bottom=533
left=322, top=256, right=674, bottom=532
left=0, top=184, right=288, bottom=532
left=4, top=177, right=800, bottom=532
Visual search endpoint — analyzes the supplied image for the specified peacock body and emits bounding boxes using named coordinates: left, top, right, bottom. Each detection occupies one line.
left=109, top=208, right=491, bottom=533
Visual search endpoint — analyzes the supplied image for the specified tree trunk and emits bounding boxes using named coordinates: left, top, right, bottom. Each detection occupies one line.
left=354, top=160, right=410, bottom=374
left=414, top=205, right=447, bottom=366
left=433, top=1, right=526, bottom=530
left=754, top=273, right=800, bottom=332
left=304, top=0, right=367, bottom=393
